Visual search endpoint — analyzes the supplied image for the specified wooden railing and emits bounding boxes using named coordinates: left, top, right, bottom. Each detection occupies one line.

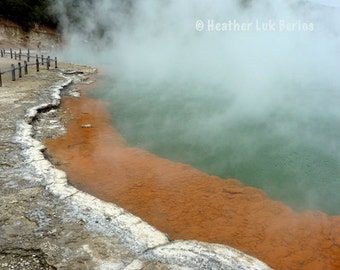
left=0, top=49, right=58, bottom=87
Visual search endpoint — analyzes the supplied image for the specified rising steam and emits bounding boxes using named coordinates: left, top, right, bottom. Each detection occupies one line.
left=51, top=0, right=340, bottom=214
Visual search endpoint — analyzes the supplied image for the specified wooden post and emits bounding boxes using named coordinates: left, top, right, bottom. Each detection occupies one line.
left=19, top=49, right=22, bottom=60
left=27, top=49, right=30, bottom=62
left=54, top=57, right=58, bottom=68
left=36, top=57, right=39, bottom=72
left=10, top=48, right=13, bottom=59
left=18, top=62, right=22, bottom=78
left=41, top=55, right=44, bottom=65
left=47, top=56, right=50, bottom=70
left=11, top=64, right=16, bottom=81
left=24, top=61, right=28, bottom=74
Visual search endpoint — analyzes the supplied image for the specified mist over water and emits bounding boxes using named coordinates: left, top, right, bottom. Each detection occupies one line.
left=53, top=0, right=340, bottom=215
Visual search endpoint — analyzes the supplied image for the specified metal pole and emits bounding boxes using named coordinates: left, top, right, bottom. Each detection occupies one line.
left=24, top=61, right=28, bottom=74
left=36, top=57, right=39, bottom=72
left=11, top=64, right=16, bottom=81
left=18, top=62, right=22, bottom=78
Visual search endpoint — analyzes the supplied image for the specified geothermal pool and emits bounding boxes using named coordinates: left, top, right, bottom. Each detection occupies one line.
left=54, top=0, right=340, bottom=218
left=94, top=77, right=340, bottom=215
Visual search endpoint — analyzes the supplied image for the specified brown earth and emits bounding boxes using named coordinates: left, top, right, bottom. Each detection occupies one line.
left=0, top=19, right=61, bottom=50
left=45, top=82, right=340, bottom=270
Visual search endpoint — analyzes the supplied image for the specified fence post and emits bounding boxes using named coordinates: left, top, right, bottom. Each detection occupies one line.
left=14, top=51, right=17, bottom=60
left=47, top=56, right=50, bottom=70
left=11, top=64, right=15, bottom=81
left=18, top=62, right=22, bottom=78
left=10, top=48, right=13, bottom=59
left=36, top=57, right=39, bottom=72
left=41, top=55, right=44, bottom=65
left=19, top=49, right=22, bottom=60
left=54, top=57, right=58, bottom=68
left=0, top=70, right=2, bottom=87
left=27, top=49, right=30, bottom=62
left=24, top=61, right=28, bottom=74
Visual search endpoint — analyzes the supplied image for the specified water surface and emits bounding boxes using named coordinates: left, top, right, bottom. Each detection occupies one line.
left=95, top=77, right=340, bottom=215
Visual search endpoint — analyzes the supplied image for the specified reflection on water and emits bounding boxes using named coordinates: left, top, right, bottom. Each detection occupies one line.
left=95, top=78, right=340, bottom=215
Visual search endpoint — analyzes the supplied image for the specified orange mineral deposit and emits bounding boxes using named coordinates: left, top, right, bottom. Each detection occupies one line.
left=45, top=85, right=340, bottom=270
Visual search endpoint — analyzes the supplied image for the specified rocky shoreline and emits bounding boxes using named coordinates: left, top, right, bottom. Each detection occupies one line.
left=0, top=56, right=271, bottom=269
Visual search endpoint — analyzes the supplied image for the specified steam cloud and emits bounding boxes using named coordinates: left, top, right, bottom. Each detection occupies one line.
left=51, top=0, right=340, bottom=214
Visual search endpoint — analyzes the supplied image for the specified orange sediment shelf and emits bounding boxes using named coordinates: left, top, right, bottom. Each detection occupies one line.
left=45, top=86, right=340, bottom=270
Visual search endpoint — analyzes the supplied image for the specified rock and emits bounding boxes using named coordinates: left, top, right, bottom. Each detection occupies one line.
left=81, top=124, right=92, bottom=128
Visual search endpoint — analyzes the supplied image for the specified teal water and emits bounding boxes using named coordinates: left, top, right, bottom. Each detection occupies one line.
left=94, top=77, right=340, bottom=215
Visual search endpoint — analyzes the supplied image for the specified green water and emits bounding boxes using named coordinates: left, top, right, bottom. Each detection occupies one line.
left=94, top=78, right=340, bottom=215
